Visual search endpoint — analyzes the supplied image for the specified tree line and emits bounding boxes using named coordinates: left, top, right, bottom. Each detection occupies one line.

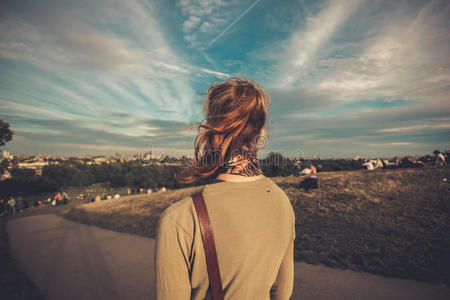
left=0, top=153, right=368, bottom=198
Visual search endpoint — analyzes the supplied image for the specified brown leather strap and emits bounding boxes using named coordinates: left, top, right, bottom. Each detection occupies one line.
left=192, top=191, right=225, bottom=300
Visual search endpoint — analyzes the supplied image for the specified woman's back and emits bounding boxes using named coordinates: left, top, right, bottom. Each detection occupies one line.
left=155, top=176, right=295, bottom=300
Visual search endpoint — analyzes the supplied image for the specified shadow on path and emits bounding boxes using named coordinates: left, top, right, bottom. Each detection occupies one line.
left=7, top=214, right=155, bottom=300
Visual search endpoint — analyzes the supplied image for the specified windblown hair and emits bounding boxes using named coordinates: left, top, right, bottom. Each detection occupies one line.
left=176, top=77, right=270, bottom=184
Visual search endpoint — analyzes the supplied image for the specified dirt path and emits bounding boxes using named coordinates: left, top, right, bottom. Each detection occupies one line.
left=7, top=214, right=450, bottom=300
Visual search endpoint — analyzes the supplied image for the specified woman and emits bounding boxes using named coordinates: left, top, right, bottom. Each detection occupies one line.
left=155, top=77, right=295, bottom=300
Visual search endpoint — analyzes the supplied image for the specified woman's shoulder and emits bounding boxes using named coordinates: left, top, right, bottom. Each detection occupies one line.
left=266, top=178, right=292, bottom=200
left=162, top=194, right=194, bottom=214
left=266, top=179, right=295, bottom=217
left=158, top=193, right=198, bottom=235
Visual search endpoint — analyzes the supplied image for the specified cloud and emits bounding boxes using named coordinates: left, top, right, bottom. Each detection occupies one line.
left=315, top=0, right=450, bottom=101
left=178, top=0, right=259, bottom=50
left=267, top=87, right=338, bottom=117
left=0, top=0, right=237, bottom=135
left=206, top=0, right=262, bottom=48
left=377, top=123, right=450, bottom=133
left=183, top=16, right=202, bottom=32
left=278, top=0, right=364, bottom=86
left=2, top=113, right=197, bottom=155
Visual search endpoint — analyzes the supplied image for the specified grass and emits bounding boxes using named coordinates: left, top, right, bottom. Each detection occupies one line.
left=0, top=218, right=45, bottom=300
left=59, top=167, right=450, bottom=285
left=21, top=182, right=131, bottom=208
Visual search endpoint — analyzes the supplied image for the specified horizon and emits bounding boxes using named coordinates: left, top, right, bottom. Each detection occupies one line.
left=2, top=148, right=444, bottom=160
left=1, top=0, right=449, bottom=158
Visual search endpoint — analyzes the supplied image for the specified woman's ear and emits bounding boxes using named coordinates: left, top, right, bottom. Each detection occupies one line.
left=259, top=127, right=266, bottom=137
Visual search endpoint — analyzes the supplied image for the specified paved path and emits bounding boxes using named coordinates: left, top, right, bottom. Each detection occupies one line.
left=7, top=214, right=450, bottom=300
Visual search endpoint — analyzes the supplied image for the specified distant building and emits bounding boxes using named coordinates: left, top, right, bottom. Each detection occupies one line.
left=0, top=150, right=12, bottom=161
left=18, top=161, right=49, bottom=175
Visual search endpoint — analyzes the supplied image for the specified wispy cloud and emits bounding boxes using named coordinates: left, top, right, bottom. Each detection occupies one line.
left=206, top=0, right=262, bottom=48
left=377, top=123, right=450, bottom=133
left=278, top=0, right=364, bottom=86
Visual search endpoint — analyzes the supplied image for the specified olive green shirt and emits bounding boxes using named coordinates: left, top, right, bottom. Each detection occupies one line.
left=155, top=176, right=295, bottom=300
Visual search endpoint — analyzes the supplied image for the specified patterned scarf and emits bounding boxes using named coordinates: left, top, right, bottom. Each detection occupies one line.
left=219, top=154, right=263, bottom=176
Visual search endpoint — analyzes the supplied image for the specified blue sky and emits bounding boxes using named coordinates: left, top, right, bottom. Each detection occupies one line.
left=0, top=0, right=449, bottom=158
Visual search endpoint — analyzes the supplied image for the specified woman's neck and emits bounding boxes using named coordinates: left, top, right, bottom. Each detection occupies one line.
left=215, top=173, right=265, bottom=182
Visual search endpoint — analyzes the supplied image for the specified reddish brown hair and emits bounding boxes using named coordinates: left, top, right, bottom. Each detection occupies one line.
left=176, top=77, right=270, bottom=184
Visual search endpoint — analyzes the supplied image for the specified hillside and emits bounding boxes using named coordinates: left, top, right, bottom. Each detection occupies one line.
left=59, top=167, right=450, bottom=285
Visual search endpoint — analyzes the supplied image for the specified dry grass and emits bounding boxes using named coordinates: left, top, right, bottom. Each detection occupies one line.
left=59, top=167, right=450, bottom=285
left=59, top=185, right=203, bottom=238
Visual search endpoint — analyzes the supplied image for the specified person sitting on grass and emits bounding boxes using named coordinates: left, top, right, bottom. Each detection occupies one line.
left=433, top=150, right=447, bottom=166
left=54, top=192, right=62, bottom=206
left=362, top=159, right=375, bottom=171
left=310, top=163, right=317, bottom=174
left=8, top=197, right=16, bottom=214
left=62, top=192, right=69, bottom=205
left=299, top=162, right=320, bottom=192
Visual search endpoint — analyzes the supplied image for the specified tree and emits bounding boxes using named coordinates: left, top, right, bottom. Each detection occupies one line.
left=0, top=119, right=14, bottom=147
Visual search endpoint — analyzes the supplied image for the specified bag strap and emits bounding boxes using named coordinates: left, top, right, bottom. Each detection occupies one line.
left=192, top=191, right=225, bottom=300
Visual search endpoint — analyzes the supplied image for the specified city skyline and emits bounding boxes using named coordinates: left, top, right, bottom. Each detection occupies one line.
left=0, top=0, right=449, bottom=158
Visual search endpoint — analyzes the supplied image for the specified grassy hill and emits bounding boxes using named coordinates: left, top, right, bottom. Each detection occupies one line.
left=59, top=167, right=450, bottom=285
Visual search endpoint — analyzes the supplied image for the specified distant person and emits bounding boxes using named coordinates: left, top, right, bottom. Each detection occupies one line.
left=362, top=160, right=374, bottom=171
left=299, top=175, right=320, bottom=192
left=16, top=196, right=24, bottom=213
left=23, top=198, right=29, bottom=210
left=160, top=186, right=167, bottom=192
left=394, top=156, right=400, bottom=166
left=399, top=156, right=424, bottom=168
left=55, top=192, right=62, bottom=206
left=155, top=77, right=294, bottom=299
left=374, top=158, right=384, bottom=169
left=300, top=163, right=320, bottom=191
left=94, top=194, right=101, bottom=202
left=0, top=199, right=7, bottom=216
left=8, top=197, right=16, bottom=214
left=62, top=192, right=69, bottom=205
left=301, top=167, right=312, bottom=175
left=433, top=150, right=447, bottom=166
left=147, top=188, right=153, bottom=194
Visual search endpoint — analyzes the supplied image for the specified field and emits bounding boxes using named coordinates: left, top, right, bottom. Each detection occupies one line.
left=59, top=167, right=450, bottom=285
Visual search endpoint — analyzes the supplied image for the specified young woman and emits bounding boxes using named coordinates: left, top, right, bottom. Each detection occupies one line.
left=155, top=77, right=295, bottom=300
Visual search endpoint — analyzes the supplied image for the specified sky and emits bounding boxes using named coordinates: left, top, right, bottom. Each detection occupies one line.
left=0, top=0, right=449, bottom=159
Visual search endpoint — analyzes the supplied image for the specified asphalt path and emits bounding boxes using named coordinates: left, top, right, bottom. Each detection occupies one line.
left=6, top=214, right=450, bottom=300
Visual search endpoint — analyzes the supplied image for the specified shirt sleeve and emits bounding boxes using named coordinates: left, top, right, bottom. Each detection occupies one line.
left=270, top=207, right=295, bottom=300
left=154, top=212, right=192, bottom=300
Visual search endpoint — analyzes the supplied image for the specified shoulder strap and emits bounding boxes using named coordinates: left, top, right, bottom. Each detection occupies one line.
left=192, top=191, right=225, bottom=300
